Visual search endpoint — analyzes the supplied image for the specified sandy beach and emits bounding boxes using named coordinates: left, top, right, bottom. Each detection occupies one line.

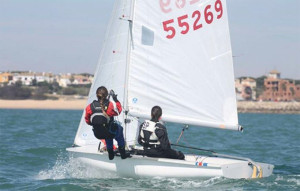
left=0, top=99, right=299, bottom=113
left=0, top=99, right=87, bottom=110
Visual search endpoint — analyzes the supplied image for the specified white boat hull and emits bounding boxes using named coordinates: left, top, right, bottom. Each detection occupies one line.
left=66, top=145, right=274, bottom=179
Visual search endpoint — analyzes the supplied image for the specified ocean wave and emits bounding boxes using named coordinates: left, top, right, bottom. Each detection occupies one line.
left=36, top=153, right=117, bottom=180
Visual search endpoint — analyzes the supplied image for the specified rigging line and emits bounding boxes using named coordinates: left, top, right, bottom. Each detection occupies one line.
left=176, top=125, right=188, bottom=144
left=170, top=143, right=216, bottom=154
left=176, top=130, right=184, bottom=144
left=176, top=135, right=196, bottom=154
left=175, top=131, right=191, bottom=154
left=173, top=137, right=215, bottom=155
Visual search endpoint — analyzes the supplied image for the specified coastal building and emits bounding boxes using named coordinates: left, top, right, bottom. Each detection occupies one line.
left=235, top=78, right=257, bottom=101
left=72, top=74, right=93, bottom=86
left=1, top=71, right=93, bottom=87
left=268, top=70, right=280, bottom=79
left=34, top=72, right=54, bottom=83
left=11, top=72, right=35, bottom=85
left=0, top=72, right=13, bottom=84
left=57, top=74, right=72, bottom=87
left=10, top=72, right=53, bottom=85
left=260, top=71, right=300, bottom=101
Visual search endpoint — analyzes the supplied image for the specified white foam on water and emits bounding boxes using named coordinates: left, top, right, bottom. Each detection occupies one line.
left=287, top=175, right=300, bottom=186
left=36, top=153, right=117, bottom=180
left=272, top=174, right=300, bottom=189
left=144, top=176, right=228, bottom=190
left=275, top=175, right=284, bottom=181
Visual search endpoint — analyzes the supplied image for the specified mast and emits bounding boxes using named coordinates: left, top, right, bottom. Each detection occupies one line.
left=123, top=0, right=136, bottom=139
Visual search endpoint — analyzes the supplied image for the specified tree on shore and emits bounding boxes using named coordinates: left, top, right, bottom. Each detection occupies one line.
left=31, top=78, right=37, bottom=86
left=15, top=80, right=22, bottom=87
left=255, top=76, right=266, bottom=99
left=0, top=80, right=90, bottom=99
left=0, top=85, right=31, bottom=99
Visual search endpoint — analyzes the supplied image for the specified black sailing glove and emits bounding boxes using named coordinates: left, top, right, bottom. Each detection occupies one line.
left=112, top=94, right=118, bottom=102
left=110, top=90, right=119, bottom=102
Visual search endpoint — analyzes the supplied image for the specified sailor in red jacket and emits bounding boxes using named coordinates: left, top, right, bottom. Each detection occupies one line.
left=85, top=86, right=126, bottom=160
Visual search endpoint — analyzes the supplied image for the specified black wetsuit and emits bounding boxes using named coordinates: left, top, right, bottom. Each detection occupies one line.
left=138, top=121, right=185, bottom=160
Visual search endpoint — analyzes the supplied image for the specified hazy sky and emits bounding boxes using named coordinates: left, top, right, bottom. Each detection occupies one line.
left=0, top=0, right=299, bottom=79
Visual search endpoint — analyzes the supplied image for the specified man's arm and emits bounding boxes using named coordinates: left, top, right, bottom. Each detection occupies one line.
left=137, top=123, right=144, bottom=146
left=106, top=101, right=122, bottom=117
left=85, top=104, right=92, bottom=125
left=155, top=124, right=171, bottom=150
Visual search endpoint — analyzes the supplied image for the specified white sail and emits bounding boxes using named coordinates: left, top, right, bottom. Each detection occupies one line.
left=74, top=0, right=240, bottom=146
left=127, top=0, right=240, bottom=131
left=74, top=0, right=135, bottom=146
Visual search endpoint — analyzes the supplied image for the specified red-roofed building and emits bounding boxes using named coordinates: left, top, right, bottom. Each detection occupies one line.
left=259, top=71, right=300, bottom=101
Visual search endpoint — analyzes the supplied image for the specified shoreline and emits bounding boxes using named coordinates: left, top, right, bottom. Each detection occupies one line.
left=0, top=99, right=299, bottom=114
left=237, top=101, right=300, bottom=114
left=0, top=99, right=86, bottom=110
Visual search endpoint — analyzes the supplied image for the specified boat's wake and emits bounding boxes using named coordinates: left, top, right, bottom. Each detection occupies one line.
left=36, top=152, right=117, bottom=180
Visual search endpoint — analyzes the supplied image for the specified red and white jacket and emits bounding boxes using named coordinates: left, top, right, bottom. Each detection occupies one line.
left=84, top=100, right=122, bottom=125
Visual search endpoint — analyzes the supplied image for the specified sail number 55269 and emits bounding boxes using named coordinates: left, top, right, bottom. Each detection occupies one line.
left=162, top=0, right=223, bottom=39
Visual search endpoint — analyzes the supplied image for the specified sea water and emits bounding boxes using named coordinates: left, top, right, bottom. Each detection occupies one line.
left=0, top=109, right=299, bottom=191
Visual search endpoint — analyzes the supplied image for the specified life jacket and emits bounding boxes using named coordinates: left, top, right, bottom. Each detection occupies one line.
left=90, top=100, right=110, bottom=127
left=140, top=120, right=160, bottom=146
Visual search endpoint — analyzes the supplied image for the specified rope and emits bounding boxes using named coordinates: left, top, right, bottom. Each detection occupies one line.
left=171, top=143, right=216, bottom=153
left=176, top=129, right=184, bottom=144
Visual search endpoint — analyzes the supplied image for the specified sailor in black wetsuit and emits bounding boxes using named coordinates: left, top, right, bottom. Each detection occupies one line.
left=138, top=106, right=185, bottom=160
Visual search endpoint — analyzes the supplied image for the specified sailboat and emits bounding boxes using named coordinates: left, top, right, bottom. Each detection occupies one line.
left=67, top=0, right=274, bottom=178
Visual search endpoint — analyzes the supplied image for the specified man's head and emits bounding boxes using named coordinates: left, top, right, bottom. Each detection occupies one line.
left=96, top=86, right=108, bottom=100
left=151, top=106, right=162, bottom=122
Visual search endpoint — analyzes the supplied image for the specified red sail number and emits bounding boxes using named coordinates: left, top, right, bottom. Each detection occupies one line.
left=215, top=0, right=223, bottom=19
left=192, top=10, right=202, bottom=30
left=163, top=19, right=176, bottom=39
left=204, top=5, right=213, bottom=24
left=177, top=14, right=189, bottom=34
left=162, top=0, right=224, bottom=39
left=160, top=0, right=172, bottom=13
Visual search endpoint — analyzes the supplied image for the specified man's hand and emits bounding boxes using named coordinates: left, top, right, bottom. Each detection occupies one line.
left=110, top=90, right=118, bottom=102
